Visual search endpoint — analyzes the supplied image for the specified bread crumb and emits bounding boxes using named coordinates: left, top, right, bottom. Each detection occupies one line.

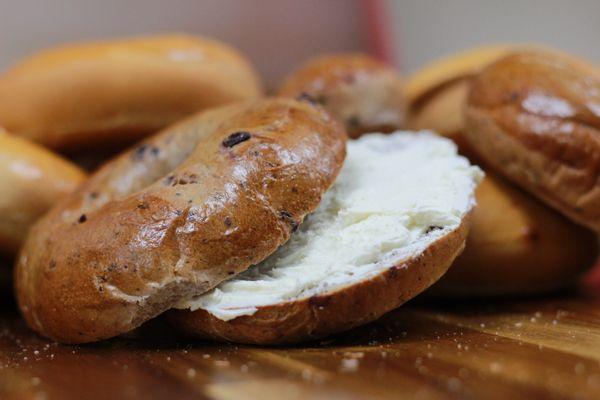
left=339, top=358, right=359, bottom=372
left=187, top=368, right=196, bottom=379
left=343, top=351, right=364, bottom=359
left=214, top=360, right=230, bottom=368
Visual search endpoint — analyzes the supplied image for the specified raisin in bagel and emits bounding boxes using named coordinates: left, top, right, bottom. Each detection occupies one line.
left=278, top=54, right=405, bottom=138
left=434, top=173, right=598, bottom=296
left=169, top=132, right=482, bottom=345
left=0, top=131, right=85, bottom=257
left=465, top=50, right=600, bottom=233
left=405, top=45, right=514, bottom=149
left=0, top=34, right=262, bottom=152
left=15, top=98, right=346, bottom=344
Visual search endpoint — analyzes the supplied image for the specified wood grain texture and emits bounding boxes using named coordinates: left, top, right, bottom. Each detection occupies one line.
left=1, top=289, right=600, bottom=400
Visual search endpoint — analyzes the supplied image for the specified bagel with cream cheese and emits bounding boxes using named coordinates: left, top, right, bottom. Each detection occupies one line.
left=168, top=132, right=481, bottom=344
left=278, top=54, right=405, bottom=138
left=0, top=131, right=85, bottom=257
left=0, top=34, right=263, bottom=152
left=464, top=50, right=600, bottom=233
left=15, top=98, right=346, bottom=343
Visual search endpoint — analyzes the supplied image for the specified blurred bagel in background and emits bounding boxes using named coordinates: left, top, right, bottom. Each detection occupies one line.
left=0, top=34, right=263, bottom=152
left=406, top=45, right=513, bottom=149
left=465, top=49, right=600, bottom=233
left=0, top=131, right=85, bottom=257
left=434, top=173, right=598, bottom=296
left=278, top=53, right=405, bottom=138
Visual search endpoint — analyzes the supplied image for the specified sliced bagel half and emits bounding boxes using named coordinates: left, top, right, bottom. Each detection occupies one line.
left=169, top=132, right=482, bottom=344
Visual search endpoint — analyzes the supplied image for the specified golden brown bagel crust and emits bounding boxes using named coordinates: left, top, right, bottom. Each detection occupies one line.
left=406, top=45, right=517, bottom=147
left=15, top=98, right=346, bottom=344
left=408, top=80, right=469, bottom=145
left=278, top=54, right=405, bottom=138
left=434, top=173, right=598, bottom=296
left=0, top=132, right=85, bottom=256
left=405, top=45, right=514, bottom=104
left=0, top=34, right=263, bottom=151
left=167, top=216, right=470, bottom=345
left=465, top=50, right=600, bottom=233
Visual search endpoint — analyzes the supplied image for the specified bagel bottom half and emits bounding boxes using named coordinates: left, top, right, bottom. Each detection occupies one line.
left=168, top=132, right=482, bottom=344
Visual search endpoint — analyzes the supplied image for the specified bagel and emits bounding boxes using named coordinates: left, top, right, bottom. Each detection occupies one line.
left=0, top=131, right=85, bottom=257
left=169, top=132, right=482, bottom=345
left=15, top=98, right=346, bottom=344
left=277, top=54, right=405, bottom=138
left=0, top=34, right=263, bottom=151
left=464, top=50, right=600, bottom=233
left=405, top=45, right=514, bottom=105
left=434, top=173, right=598, bottom=296
left=405, top=45, right=514, bottom=147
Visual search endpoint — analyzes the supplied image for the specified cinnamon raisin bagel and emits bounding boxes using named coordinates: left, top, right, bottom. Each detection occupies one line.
left=278, top=54, right=405, bottom=138
left=0, top=34, right=263, bottom=151
left=15, top=98, right=346, bottom=343
left=464, top=50, right=600, bottom=233
left=0, top=131, right=85, bottom=257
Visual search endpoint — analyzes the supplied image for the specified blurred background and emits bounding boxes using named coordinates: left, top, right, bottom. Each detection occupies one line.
left=1, top=0, right=599, bottom=89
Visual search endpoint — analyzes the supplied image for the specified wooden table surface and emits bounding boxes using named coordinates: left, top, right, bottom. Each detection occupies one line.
left=2, top=287, right=600, bottom=400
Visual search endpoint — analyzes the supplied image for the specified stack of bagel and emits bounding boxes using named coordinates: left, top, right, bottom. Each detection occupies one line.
left=0, top=34, right=597, bottom=344
left=406, top=46, right=599, bottom=295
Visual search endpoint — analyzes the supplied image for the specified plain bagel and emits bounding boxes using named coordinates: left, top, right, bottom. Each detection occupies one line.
left=278, top=54, right=405, bottom=138
left=0, top=131, right=85, bottom=257
left=434, top=172, right=598, bottom=296
left=0, top=34, right=263, bottom=151
left=15, top=98, right=346, bottom=344
left=405, top=45, right=598, bottom=296
left=405, top=45, right=514, bottom=149
left=465, top=50, right=600, bottom=233
left=169, top=132, right=482, bottom=345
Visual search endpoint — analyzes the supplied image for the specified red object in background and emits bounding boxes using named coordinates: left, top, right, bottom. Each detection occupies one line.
left=583, top=258, right=600, bottom=288
left=362, top=0, right=395, bottom=65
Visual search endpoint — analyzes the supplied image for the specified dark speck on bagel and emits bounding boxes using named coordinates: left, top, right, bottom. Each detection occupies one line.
left=222, top=131, right=251, bottom=148
left=296, top=92, right=318, bottom=105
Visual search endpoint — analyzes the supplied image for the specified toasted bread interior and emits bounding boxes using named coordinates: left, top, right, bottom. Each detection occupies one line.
left=176, top=132, right=482, bottom=320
